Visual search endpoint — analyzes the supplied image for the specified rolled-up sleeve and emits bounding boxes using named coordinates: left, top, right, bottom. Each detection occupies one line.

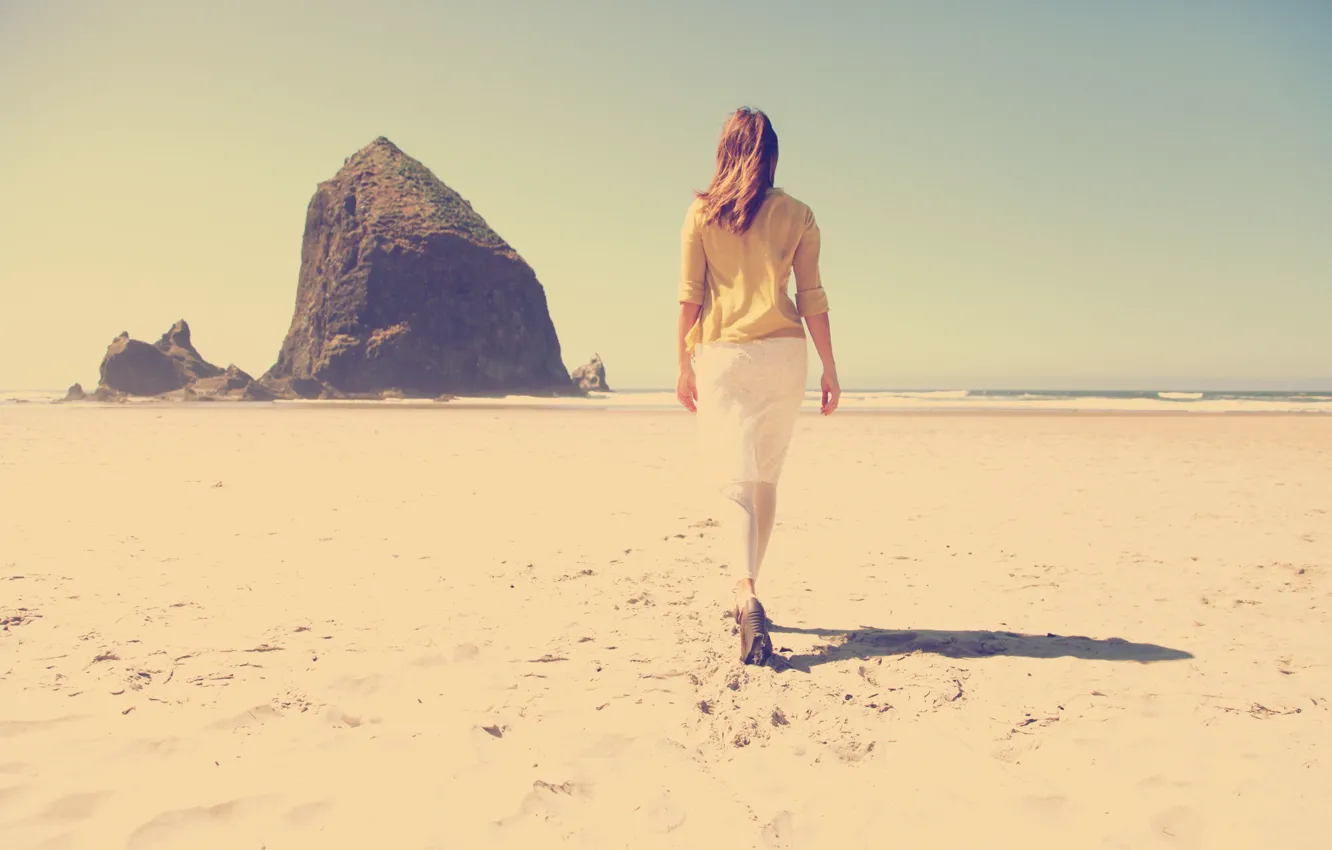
left=792, top=210, right=829, bottom=317
left=679, top=204, right=706, bottom=305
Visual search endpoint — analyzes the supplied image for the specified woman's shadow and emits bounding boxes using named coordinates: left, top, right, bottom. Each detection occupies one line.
left=767, top=624, right=1192, bottom=673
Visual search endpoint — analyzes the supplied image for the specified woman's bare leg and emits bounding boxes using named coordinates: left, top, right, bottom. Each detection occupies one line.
left=721, top=481, right=759, bottom=595
left=752, top=481, right=778, bottom=586
left=722, top=480, right=779, bottom=604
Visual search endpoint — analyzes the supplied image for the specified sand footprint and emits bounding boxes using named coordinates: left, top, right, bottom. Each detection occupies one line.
left=322, top=706, right=379, bottom=729
left=283, top=799, right=332, bottom=827
left=39, top=790, right=114, bottom=821
left=453, top=643, right=480, bottom=661
left=491, top=777, right=587, bottom=831
left=761, top=810, right=796, bottom=849
left=640, top=790, right=687, bottom=834
left=992, top=715, right=1059, bottom=763
left=205, top=704, right=283, bottom=732
left=125, top=795, right=278, bottom=850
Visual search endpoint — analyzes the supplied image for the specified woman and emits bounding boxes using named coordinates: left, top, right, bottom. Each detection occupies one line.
left=676, top=107, right=840, bottom=666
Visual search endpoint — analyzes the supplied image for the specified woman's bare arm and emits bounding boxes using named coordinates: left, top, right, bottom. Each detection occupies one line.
left=804, top=311, right=836, bottom=374
left=676, top=302, right=703, bottom=411
left=804, top=311, right=840, bottom=415
left=677, top=302, right=702, bottom=371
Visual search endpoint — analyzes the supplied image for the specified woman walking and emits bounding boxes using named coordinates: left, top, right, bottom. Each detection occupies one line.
left=676, top=107, right=840, bottom=666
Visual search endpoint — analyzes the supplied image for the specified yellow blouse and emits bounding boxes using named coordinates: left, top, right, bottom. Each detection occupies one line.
left=678, top=188, right=829, bottom=351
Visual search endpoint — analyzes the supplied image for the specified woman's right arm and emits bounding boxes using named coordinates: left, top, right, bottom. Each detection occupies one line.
left=677, top=204, right=706, bottom=412
left=792, top=211, right=839, bottom=415
left=804, top=312, right=839, bottom=415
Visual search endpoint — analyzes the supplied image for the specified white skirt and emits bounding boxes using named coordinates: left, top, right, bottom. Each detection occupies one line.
left=694, top=336, right=808, bottom=493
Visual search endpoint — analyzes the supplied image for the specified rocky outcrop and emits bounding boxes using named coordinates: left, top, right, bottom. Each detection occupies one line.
left=56, top=383, right=122, bottom=403
left=155, top=320, right=222, bottom=384
left=91, top=320, right=270, bottom=401
left=262, top=137, right=576, bottom=397
left=253, top=376, right=328, bottom=400
left=570, top=354, right=611, bottom=392
left=192, top=365, right=277, bottom=401
left=100, top=332, right=185, bottom=396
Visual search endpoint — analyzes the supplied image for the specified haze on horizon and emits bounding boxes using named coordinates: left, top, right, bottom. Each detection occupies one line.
left=1, top=0, right=1329, bottom=392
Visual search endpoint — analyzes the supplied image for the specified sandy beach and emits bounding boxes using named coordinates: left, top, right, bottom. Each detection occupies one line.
left=2, top=405, right=1328, bottom=849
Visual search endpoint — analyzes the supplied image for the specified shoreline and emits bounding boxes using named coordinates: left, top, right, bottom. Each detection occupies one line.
left=6, top=385, right=1329, bottom=417
left=13, top=399, right=1332, bottom=416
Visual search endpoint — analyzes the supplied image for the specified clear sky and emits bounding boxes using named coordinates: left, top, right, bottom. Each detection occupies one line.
left=2, top=0, right=1329, bottom=391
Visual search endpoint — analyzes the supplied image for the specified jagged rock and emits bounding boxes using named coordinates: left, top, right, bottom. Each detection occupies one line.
left=188, top=363, right=279, bottom=402
left=222, top=365, right=254, bottom=391
left=256, top=375, right=325, bottom=400
left=241, top=380, right=277, bottom=402
left=155, top=320, right=222, bottom=383
left=90, top=385, right=125, bottom=403
left=99, top=331, right=186, bottom=396
left=60, top=383, right=88, bottom=402
left=262, top=136, right=576, bottom=397
left=92, top=322, right=271, bottom=401
left=570, top=354, right=611, bottom=392
left=317, top=384, right=348, bottom=400
left=191, top=364, right=258, bottom=398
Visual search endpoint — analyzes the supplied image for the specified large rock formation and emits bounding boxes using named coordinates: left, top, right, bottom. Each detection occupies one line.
left=99, top=332, right=186, bottom=396
left=92, top=320, right=268, bottom=401
left=570, top=354, right=611, bottom=392
left=262, top=137, right=576, bottom=397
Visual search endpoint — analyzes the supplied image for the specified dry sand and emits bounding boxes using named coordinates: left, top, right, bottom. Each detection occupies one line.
left=2, top=405, right=1329, bottom=849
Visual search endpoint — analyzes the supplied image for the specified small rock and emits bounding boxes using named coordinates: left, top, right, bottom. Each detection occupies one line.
left=60, top=383, right=88, bottom=402
left=570, top=354, right=611, bottom=392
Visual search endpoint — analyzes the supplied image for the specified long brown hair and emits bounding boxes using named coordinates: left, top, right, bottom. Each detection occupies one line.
left=695, top=107, right=779, bottom=234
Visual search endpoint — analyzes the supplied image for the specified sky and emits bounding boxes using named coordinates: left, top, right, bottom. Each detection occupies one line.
left=1, top=0, right=1329, bottom=391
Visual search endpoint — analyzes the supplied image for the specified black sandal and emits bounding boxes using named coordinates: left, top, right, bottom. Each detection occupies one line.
left=739, top=597, right=773, bottom=666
